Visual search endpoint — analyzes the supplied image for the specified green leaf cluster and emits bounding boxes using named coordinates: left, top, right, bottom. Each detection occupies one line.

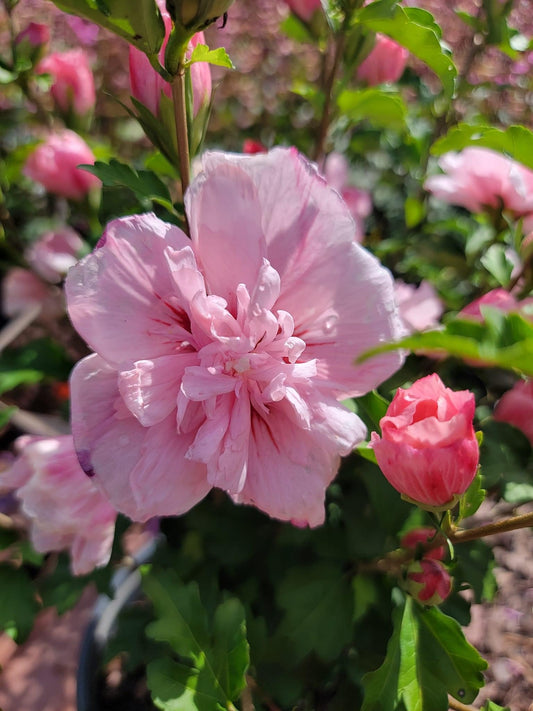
left=143, top=569, right=250, bottom=711
left=362, top=598, right=487, bottom=711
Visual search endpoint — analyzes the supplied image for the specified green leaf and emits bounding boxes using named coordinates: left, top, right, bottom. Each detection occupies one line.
left=453, top=541, right=496, bottom=604
left=187, top=44, right=234, bottom=69
left=338, top=88, right=408, bottom=130
left=49, top=0, right=165, bottom=56
left=405, top=196, right=426, bottom=228
left=431, top=124, right=533, bottom=171
left=357, top=1, right=457, bottom=99
left=81, top=159, right=174, bottom=212
left=0, top=405, right=17, bottom=428
left=143, top=570, right=249, bottom=709
left=481, top=701, right=511, bottom=711
left=362, top=598, right=487, bottom=711
left=458, top=471, right=485, bottom=522
left=355, top=390, right=390, bottom=430
left=357, top=312, right=533, bottom=376
left=480, top=244, right=515, bottom=286
left=0, top=565, right=39, bottom=643
left=276, top=563, right=354, bottom=662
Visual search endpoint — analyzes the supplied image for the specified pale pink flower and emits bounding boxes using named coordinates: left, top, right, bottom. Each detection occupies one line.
left=0, top=436, right=116, bottom=575
left=26, top=227, right=84, bottom=284
left=356, top=34, right=408, bottom=86
left=24, top=130, right=99, bottom=200
left=37, top=49, right=95, bottom=116
left=283, top=0, right=322, bottom=21
left=394, top=280, right=444, bottom=333
left=66, top=148, right=404, bottom=527
left=425, top=148, right=533, bottom=216
left=494, top=379, right=533, bottom=445
left=129, top=1, right=211, bottom=117
left=2, top=267, right=62, bottom=318
left=323, top=152, right=372, bottom=242
left=371, top=374, right=479, bottom=509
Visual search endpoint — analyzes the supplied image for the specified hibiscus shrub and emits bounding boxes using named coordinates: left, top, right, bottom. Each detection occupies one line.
left=0, top=1, right=533, bottom=710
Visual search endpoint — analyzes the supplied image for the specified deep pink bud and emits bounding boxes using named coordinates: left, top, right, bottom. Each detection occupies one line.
left=405, top=559, right=452, bottom=606
left=371, top=374, right=479, bottom=509
left=129, top=1, right=211, bottom=119
left=400, top=527, right=445, bottom=561
left=283, top=0, right=322, bottom=21
left=23, top=130, right=100, bottom=200
left=356, top=34, right=408, bottom=86
left=16, top=22, right=50, bottom=49
left=37, top=49, right=95, bottom=116
left=494, top=379, right=533, bottom=446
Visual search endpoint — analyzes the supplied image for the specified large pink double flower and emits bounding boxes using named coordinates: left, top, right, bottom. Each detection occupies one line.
left=66, top=148, right=403, bottom=527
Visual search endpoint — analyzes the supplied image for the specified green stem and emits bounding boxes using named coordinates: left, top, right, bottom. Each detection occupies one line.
left=172, top=68, right=191, bottom=202
left=449, top=510, right=533, bottom=544
left=360, top=510, right=533, bottom=576
left=313, top=31, right=345, bottom=163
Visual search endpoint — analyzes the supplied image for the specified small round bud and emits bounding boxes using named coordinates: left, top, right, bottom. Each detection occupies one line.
left=405, top=559, right=452, bottom=606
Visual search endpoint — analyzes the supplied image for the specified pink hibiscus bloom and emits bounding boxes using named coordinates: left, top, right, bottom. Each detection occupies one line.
left=425, top=147, right=533, bottom=216
left=1, top=435, right=116, bottom=575
left=66, top=148, right=403, bottom=527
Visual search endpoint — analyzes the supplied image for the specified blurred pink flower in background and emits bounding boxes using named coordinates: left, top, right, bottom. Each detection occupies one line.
left=425, top=148, right=533, bottom=216
left=64, top=15, right=99, bottom=45
left=394, top=280, right=444, bottom=333
left=66, top=148, right=404, bottom=527
left=283, top=0, right=322, bottom=21
left=459, top=288, right=533, bottom=322
left=23, top=130, right=99, bottom=200
left=494, top=379, right=533, bottom=446
left=25, top=227, right=84, bottom=284
left=37, top=49, right=95, bottom=116
left=1, top=267, right=62, bottom=318
left=0, top=436, right=116, bottom=575
left=129, top=0, right=211, bottom=117
left=371, top=373, right=479, bottom=509
left=356, top=34, right=408, bottom=86
left=406, top=558, right=452, bottom=606
left=323, top=152, right=372, bottom=242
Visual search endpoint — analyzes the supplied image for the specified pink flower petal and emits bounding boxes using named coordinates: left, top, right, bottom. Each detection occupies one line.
left=66, top=214, right=192, bottom=366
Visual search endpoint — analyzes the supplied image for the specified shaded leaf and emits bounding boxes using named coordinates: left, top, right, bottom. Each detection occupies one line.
left=357, top=1, right=456, bottom=98
left=431, top=124, right=533, bottom=171
left=0, top=565, right=39, bottom=643
left=49, top=0, right=165, bottom=55
left=338, top=88, right=408, bottom=130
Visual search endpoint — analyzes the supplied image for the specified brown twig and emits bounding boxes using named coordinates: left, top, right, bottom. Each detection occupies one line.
left=172, top=69, right=191, bottom=200
left=448, top=696, right=475, bottom=711
left=313, top=32, right=345, bottom=163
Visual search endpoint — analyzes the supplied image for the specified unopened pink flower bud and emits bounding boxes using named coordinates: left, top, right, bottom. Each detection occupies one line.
left=15, top=23, right=50, bottom=65
left=23, top=130, right=99, bottom=200
left=400, top=527, right=445, bottom=561
left=16, top=22, right=50, bottom=49
left=37, top=49, right=95, bottom=116
left=405, top=559, right=452, bottom=606
left=243, top=139, right=267, bottom=154
left=356, top=34, right=408, bottom=86
left=371, top=374, right=479, bottom=510
left=129, top=2, right=211, bottom=118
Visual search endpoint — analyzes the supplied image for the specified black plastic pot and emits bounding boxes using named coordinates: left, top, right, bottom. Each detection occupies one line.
left=76, top=538, right=159, bottom=711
